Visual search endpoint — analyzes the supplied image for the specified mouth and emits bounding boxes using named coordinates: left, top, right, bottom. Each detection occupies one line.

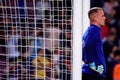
left=104, top=20, right=105, bottom=23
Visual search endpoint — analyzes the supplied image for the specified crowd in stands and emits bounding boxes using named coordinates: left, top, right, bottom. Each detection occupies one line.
left=0, top=0, right=72, bottom=80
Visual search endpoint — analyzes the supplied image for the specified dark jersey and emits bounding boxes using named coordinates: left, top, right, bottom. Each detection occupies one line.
left=82, top=24, right=106, bottom=78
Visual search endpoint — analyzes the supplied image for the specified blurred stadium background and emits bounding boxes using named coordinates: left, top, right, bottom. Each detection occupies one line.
left=0, top=0, right=119, bottom=80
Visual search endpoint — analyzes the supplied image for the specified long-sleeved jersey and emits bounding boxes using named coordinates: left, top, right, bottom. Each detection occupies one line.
left=82, top=24, right=106, bottom=78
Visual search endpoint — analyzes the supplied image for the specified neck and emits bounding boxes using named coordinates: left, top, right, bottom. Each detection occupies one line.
left=90, top=22, right=101, bottom=28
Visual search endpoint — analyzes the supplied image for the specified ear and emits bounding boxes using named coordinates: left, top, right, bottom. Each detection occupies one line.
left=93, top=14, right=98, bottom=21
left=90, top=13, right=97, bottom=21
left=94, top=17, right=97, bottom=21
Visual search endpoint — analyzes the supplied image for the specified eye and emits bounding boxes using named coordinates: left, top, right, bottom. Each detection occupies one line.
left=102, top=15, right=105, bottom=17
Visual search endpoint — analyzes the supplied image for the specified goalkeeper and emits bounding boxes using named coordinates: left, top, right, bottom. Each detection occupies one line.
left=82, top=7, right=106, bottom=80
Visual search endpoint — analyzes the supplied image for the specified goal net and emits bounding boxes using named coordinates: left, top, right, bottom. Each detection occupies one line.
left=0, top=0, right=73, bottom=80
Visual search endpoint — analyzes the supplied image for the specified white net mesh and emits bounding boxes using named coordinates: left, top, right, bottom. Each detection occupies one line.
left=0, top=0, right=73, bottom=80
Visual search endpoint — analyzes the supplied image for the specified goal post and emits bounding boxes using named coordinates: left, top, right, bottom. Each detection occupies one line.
left=73, top=0, right=90, bottom=80
left=73, top=0, right=82, bottom=80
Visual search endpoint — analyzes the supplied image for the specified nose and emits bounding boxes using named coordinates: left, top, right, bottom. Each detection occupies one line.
left=104, top=16, right=106, bottom=20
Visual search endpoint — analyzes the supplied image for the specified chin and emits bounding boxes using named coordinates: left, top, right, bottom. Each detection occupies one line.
left=101, top=23, right=105, bottom=26
left=102, top=24, right=105, bottom=26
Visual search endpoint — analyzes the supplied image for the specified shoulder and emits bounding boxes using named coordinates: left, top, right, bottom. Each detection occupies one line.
left=89, top=25, right=99, bottom=32
left=83, top=25, right=100, bottom=38
left=88, top=27, right=98, bottom=36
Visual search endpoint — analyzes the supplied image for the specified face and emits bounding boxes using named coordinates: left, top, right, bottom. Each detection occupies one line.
left=96, top=10, right=106, bottom=26
left=37, top=49, right=43, bottom=56
left=64, top=47, right=71, bottom=56
left=114, top=55, right=120, bottom=62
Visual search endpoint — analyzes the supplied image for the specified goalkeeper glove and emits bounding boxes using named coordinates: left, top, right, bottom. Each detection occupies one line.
left=89, top=62, right=104, bottom=74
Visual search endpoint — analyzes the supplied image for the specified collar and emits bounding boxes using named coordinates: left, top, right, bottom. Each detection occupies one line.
left=90, top=24, right=101, bottom=30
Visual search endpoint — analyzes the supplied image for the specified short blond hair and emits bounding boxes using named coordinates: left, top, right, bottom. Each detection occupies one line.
left=88, top=7, right=103, bottom=19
